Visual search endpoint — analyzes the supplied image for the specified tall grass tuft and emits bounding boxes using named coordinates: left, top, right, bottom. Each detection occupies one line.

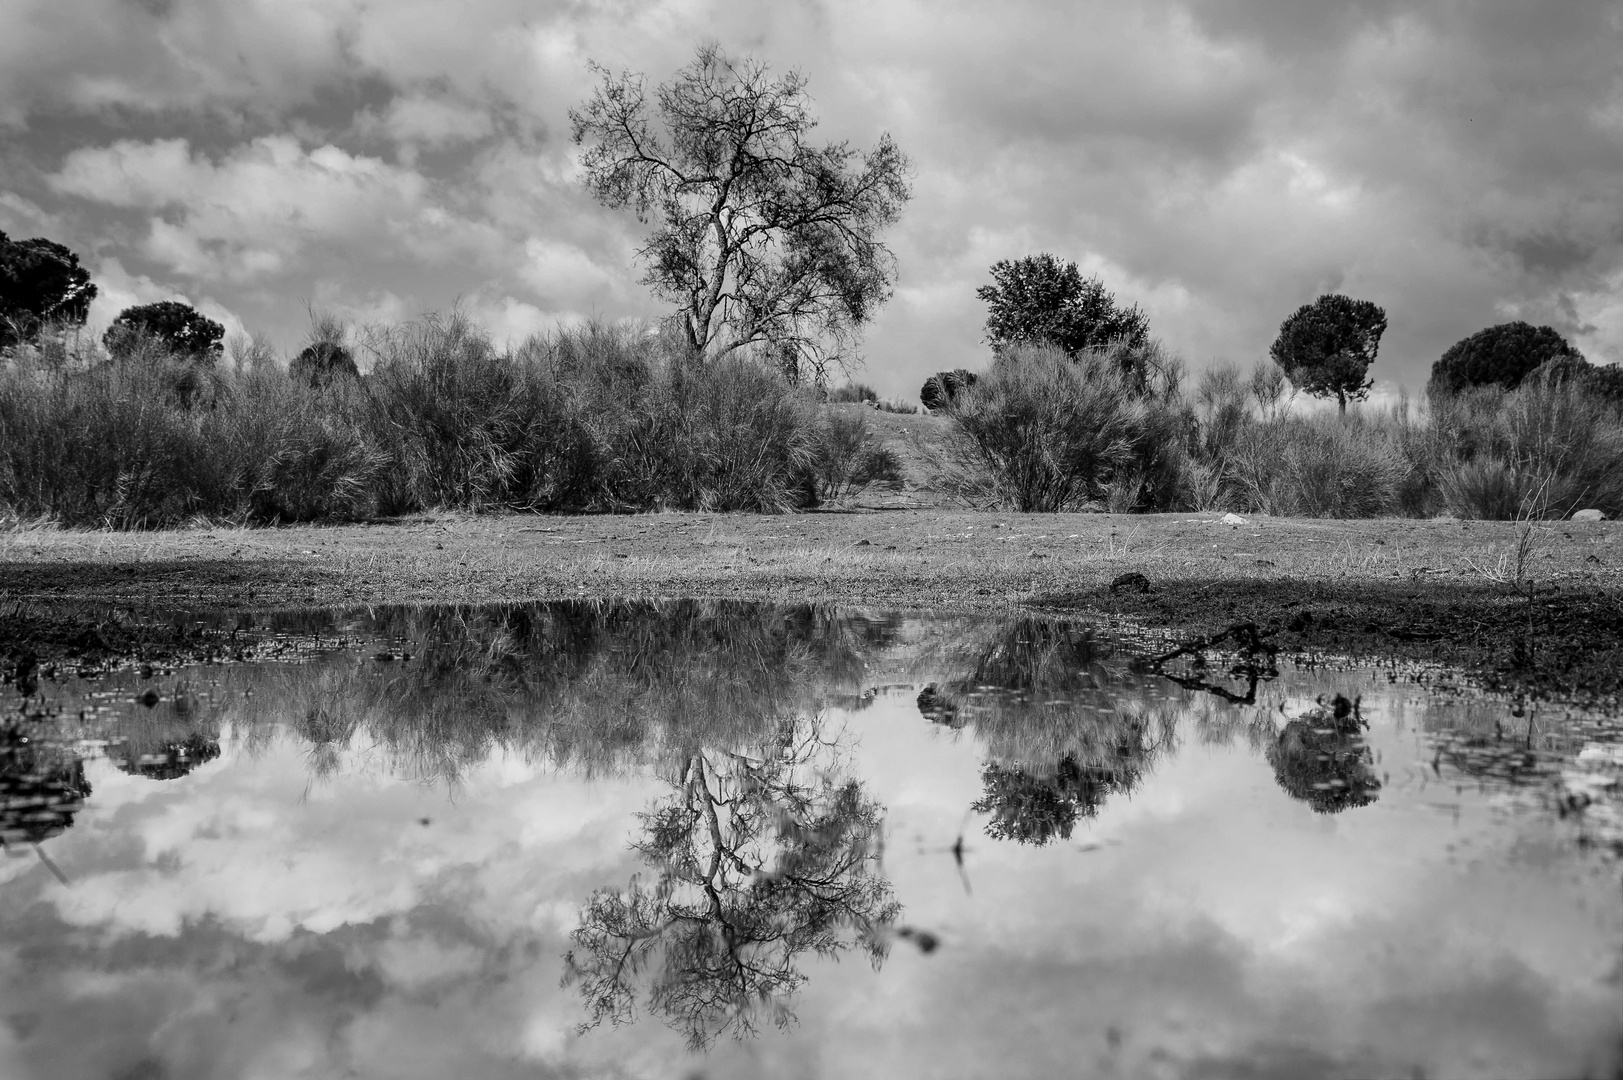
left=1, top=314, right=892, bottom=526
left=1430, top=378, right=1623, bottom=519
left=1227, top=412, right=1412, bottom=518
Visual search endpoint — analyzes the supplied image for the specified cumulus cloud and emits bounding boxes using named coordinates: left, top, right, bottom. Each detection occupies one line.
left=4, top=0, right=1622, bottom=391
left=49, top=137, right=449, bottom=282
left=85, top=257, right=247, bottom=341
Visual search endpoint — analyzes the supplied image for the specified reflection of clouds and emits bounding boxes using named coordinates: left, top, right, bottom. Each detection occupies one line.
left=848, top=687, right=1621, bottom=1079
left=46, top=734, right=649, bottom=943
left=3, top=731, right=671, bottom=1079
left=1, top=646, right=1619, bottom=1078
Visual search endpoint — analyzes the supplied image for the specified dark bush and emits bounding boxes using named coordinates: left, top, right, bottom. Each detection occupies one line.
left=290, top=342, right=359, bottom=389
left=1429, top=321, right=1583, bottom=396
left=919, top=368, right=977, bottom=412
left=1581, top=363, right=1623, bottom=407
left=104, top=301, right=224, bottom=362
left=826, top=382, right=877, bottom=403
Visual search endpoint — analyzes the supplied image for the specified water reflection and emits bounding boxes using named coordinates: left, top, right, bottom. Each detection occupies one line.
left=922, top=618, right=1178, bottom=844
left=1264, top=697, right=1383, bottom=814
left=239, top=600, right=904, bottom=784
left=564, top=715, right=896, bottom=1049
left=0, top=716, right=90, bottom=848
left=0, top=600, right=1618, bottom=1079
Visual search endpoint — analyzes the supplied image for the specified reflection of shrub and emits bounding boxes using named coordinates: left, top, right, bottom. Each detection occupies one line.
left=114, top=731, right=221, bottom=780
left=0, top=721, right=91, bottom=845
left=1265, top=719, right=1381, bottom=813
left=229, top=601, right=903, bottom=782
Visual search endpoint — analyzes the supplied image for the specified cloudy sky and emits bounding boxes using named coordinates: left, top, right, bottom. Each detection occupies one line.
left=4, top=0, right=1622, bottom=399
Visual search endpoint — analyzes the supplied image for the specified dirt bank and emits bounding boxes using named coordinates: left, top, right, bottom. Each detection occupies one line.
left=4, top=510, right=1620, bottom=705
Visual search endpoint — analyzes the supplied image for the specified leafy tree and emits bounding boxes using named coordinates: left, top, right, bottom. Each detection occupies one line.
left=104, top=300, right=224, bottom=361
left=1268, top=294, right=1387, bottom=413
left=570, top=43, right=912, bottom=383
left=1428, top=321, right=1584, bottom=396
left=0, top=231, right=98, bottom=347
left=976, top=254, right=1150, bottom=356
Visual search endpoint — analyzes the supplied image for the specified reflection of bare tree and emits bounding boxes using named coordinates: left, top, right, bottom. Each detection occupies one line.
left=563, top=717, right=898, bottom=1050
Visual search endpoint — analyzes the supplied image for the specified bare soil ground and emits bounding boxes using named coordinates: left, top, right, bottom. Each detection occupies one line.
left=4, top=510, right=1621, bottom=706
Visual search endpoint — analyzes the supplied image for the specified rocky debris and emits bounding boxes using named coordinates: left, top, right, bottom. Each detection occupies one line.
left=1221, top=513, right=1247, bottom=527
left=1109, top=572, right=1153, bottom=594
left=915, top=683, right=963, bottom=728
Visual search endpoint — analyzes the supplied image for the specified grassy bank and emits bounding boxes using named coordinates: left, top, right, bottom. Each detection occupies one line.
left=4, top=510, right=1620, bottom=705
left=942, top=342, right=1623, bottom=519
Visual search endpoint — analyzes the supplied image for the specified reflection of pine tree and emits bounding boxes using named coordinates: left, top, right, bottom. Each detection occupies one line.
left=563, top=717, right=898, bottom=1050
left=1266, top=719, right=1381, bottom=814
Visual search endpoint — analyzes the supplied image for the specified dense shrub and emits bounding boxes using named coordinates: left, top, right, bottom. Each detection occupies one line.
left=1429, top=321, right=1583, bottom=395
left=1581, top=363, right=1623, bottom=407
left=290, top=342, right=359, bottom=389
left=0, top=339, right=380, bottom=527
left=1227, top=412, right=1411, bottom=518
left=949, top=343, right=1191, bottom=512
left=826, top=382, right=877, bottom=403
left=1429, top=380, right=1623, bottom=519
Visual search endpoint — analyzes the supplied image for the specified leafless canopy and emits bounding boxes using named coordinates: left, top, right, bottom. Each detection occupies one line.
left=570, top=44, right=912, bottom=383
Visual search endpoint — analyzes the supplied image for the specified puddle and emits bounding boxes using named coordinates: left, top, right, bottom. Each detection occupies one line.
left=2, top=601, right=1621, bottom=1079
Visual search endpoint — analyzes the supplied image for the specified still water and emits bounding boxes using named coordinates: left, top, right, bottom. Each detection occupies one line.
left=2, top=601, right=1620, bottom=1080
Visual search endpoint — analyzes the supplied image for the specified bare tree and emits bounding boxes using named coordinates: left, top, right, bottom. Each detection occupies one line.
left=570, top=43, right=912, bottom=383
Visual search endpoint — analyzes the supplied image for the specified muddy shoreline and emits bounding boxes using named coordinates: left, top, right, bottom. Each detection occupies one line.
left=4, top=510, right=1620, bottom=707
